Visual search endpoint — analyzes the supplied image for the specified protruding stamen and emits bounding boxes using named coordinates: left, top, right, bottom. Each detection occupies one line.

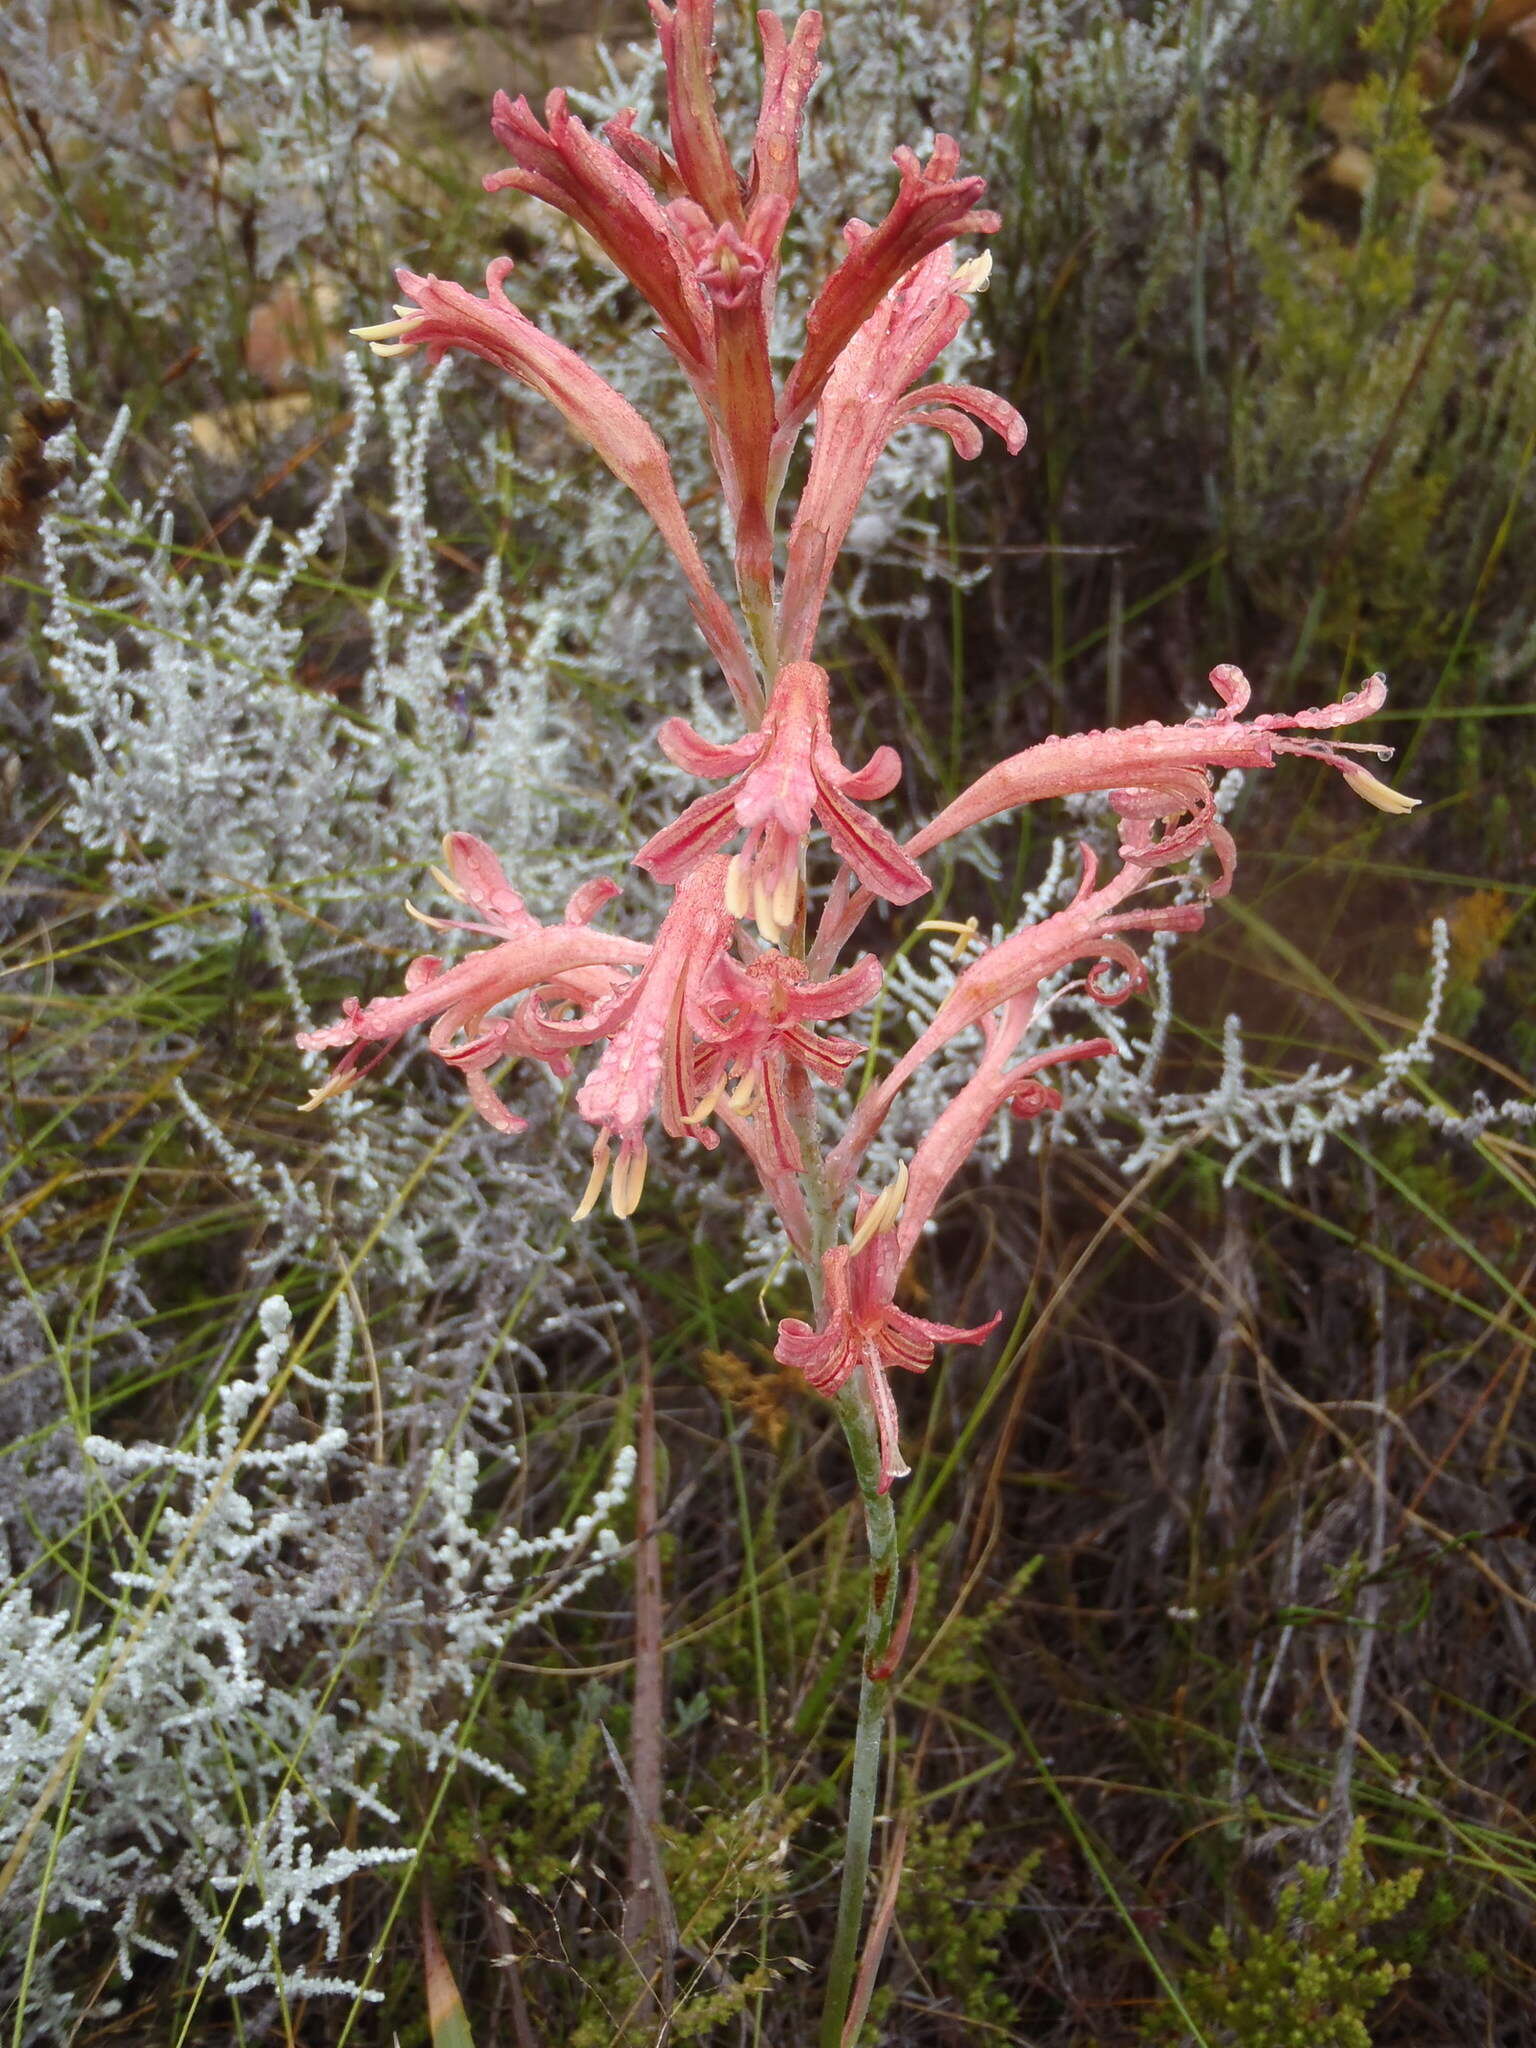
left=683, top=1078, right=727, bottom=1126
left=349, top=306, right=424, bottom=358
left=404, top=900, right=455, bottom=930
left=1343, top=765, right=1420, bottom=816
left=350, top=312, right=422, bottom=345
left=917, top=916, right=983, bottom=960
left=610, top=1141, right=649, bottom=1218
left=434, top=844, right=471, bottom=902
left=848, top=1161, right=909, bottom=1255
left=753, top=874, right=782, bottom=947
left=952, top=250, right=993, bottom=294
left=572, top=1136, right=611, bottom=1221
left=728, top=1069, right=757, bottom=1113
left=298, top=1070, right=358, bottom=1112
left=724, top=854, right=752, bottom=921
left=771, top=860, right=799, bottom=935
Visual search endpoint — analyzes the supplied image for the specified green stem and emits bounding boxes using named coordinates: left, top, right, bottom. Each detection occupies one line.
left=820, top=1378, right=900, bottom=2048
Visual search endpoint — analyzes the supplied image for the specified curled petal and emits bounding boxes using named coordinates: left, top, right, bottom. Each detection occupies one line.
left=903, top=405, right=984, bottom=458
left=655, top=714, right=761, bottom=779
left=886, top=1302, right=1001, bottom=1357
left=1009, top=1079, right=1061, bottom=1119
left=463, top=1067, right=530, bottom=1135
left=892, top=380, right=1026, bottom=455
left=564, top=874, right=623, bottom=925
left=1255, top=672, right=1389, bottom=732
left=774, top=1315, right=846, bottom=1391
left=1205, top=662, right=1252, bottom=717
left=633, top=784, right=743, bottom=883
left=1082, top=937, right=1149, bottom=1004
left=784, top=949, right=884, bottom=1019
left=835, top=743, right=904, bottom=804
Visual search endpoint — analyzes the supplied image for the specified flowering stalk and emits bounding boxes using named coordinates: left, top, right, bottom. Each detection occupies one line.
left=821, top=1375, right=900, bottom=2048
left=301, top=3, right=1419, bottom=2029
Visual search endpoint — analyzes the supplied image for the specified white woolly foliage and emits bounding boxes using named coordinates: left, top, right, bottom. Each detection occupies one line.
left=42, top=351, right=578, bottom=940
left=0, top=0, right=394, bottom=337
left=0, top=1298, right=633, bottom=2026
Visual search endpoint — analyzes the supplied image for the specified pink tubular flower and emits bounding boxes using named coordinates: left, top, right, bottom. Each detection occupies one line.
left=829, top=844, right=1205, bottom=1192
left=779, top=243, right=1025, bottom=662
left=778, top=1007, right=1129, bottom=1493
left=693, top=948, right=883, bottom=1170
left=633, top=660, right=930, bottom=939
left=573, top=856, right=738, bottom=1220
left=353, top=261, right=759, bottom=719
left=653, top=4, right=819, bottom=612
left=812, top=666, right=1417, bottom=971
left=295, top=834, right=648, bottom=1134
left=649, top=0, right=748, bottom=230
left=486, top=88, right=711, bottom=373
left=908, top=665, right=1418, bottom=880
left=669, top=198, right=782, bottom=606
left=778, top=134, right=1001, bottom=437
left=775, top=1223, right=1000, bottom=1493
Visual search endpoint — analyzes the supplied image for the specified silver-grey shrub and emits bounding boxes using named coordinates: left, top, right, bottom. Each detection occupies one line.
left=0, top=0, right=395, bottom=351
left=1, top=1296, right=633, bottom=2033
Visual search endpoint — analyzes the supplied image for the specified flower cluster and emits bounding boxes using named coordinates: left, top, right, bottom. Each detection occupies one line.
left=306, top=0, right=1416, bottom=1491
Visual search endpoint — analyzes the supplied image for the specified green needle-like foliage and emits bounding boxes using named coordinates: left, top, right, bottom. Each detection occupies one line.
left=1146, top=1824, right=1421, bottom=2048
